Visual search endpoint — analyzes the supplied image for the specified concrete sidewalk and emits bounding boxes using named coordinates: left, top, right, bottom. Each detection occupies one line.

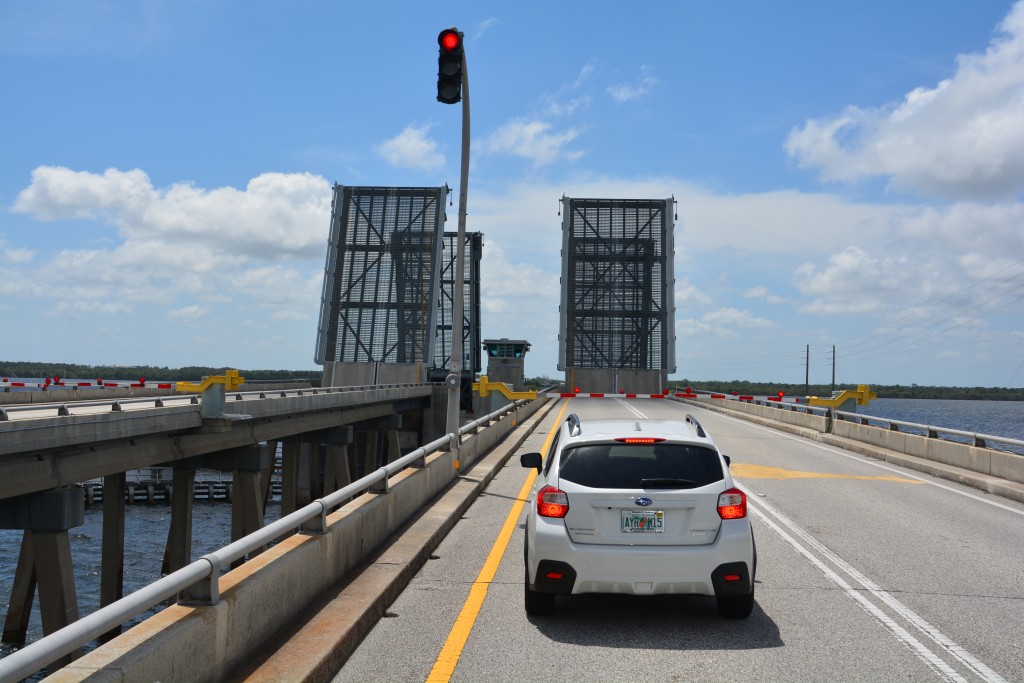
left=230, top=400, right=558, bottom=683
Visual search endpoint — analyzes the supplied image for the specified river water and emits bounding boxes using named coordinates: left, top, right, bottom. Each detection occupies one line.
left=2, top=397, right=1023, bottom=665
left=0, top=500, right=283, bottom=666
left=860, top=398, right=1024, bottom=443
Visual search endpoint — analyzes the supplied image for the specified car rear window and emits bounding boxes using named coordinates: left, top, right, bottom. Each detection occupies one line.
left=558, top=443, right=724, bottom=489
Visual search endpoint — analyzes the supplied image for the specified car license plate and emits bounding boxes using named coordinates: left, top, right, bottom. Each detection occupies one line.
left=621, top=510, right=664, bottom=533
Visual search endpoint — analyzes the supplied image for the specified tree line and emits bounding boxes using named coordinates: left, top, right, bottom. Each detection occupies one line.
left=0, top=362, right=321, bottom=384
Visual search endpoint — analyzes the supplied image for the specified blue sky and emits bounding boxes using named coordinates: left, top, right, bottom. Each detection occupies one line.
left=1, top=1, right=1022, bottom=388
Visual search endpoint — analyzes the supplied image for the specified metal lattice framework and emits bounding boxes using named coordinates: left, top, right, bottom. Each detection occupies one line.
left=558, top=197, right=676, bottom=372
left=315, top=185, right=447, bottom=366
left=434, top=231, right=482, bottom=377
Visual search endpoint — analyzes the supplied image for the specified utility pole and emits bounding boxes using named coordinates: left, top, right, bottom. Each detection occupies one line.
left=832, top=345, right=836, bottom=393
left=805, top=344, right=809, bottom=397
left=437, top=28, right=469, bottom=451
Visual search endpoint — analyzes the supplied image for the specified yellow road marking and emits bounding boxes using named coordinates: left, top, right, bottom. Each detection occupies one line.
left=731, top=462, right=922, bottom=484
left=426, top=399, right=572, bottom=683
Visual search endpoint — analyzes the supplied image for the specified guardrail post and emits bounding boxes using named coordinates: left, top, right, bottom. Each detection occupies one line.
left=300, top=502, right=327, bottom=535
left=368, top=467, right=390, bottom=494
left=178, top=554, right=221, bottom=606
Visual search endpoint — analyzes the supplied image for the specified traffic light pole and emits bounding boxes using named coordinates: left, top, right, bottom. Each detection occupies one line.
left=445, top=50, right=469, bottom=453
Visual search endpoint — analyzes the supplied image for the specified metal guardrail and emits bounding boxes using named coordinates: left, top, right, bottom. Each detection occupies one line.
left=0, top=383, right=432, bottom=421
left=0, top=399, right=530, bottom=683
left=833, top=410, right=1024, bottom=453
left=687, top=391, right=1024, bottom=455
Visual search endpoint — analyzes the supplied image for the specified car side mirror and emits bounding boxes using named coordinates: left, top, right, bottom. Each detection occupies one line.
left=520, top=452, right=542, bottom=472
left=722, top=454, right=731, bottom=468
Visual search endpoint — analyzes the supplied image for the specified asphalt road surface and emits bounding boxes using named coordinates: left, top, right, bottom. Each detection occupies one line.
left=332, top=398, right=1024, bottom=683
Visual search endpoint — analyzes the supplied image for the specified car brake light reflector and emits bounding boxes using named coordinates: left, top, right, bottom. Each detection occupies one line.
left=723, top=573, right=742, bottom=582
left=614, top=437, right=666, bottom=444
left=537, top=485, right=569, bottom=518
left=545, top=571, right=564, bottom=580
left=717, top=487, right=747, bottom=519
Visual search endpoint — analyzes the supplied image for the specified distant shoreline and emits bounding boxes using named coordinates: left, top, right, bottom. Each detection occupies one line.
left=3, top=362, right=1022, bottom=401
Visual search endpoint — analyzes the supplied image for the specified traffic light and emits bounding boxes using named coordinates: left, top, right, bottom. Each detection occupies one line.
left=437, top=28, right=464, bottom=104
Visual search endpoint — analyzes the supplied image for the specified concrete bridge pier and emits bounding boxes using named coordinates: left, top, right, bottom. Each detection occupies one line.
left=353, top=414, right=404, bottom=476
left=280, top=440, right=320, bottom=518
left=321, top=428, right=356, bottom=508
left=100, top=472, right=126, bottom=643
left=162, top=466, right=195, bottom=577
left=0, top=488, right=85, bottom=667
left=160, top=445, right=276, bottom=576
left=227, top=444, right=274, bottom=568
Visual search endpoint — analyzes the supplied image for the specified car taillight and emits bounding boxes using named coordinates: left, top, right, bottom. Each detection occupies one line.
left=537, top=485, right=569, bottom=518
left=614, top=437, right=666, bottom=444
left=717, top=487, right=747, bottom=519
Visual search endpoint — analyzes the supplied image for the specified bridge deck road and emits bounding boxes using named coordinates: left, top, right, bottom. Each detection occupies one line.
left=332, top=398, right=1024, bottom=683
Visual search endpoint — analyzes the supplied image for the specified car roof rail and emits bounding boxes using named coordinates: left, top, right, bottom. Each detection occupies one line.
left=566, top=413, right=582, bottom=436
left=685, top=413, right=706, bottom=438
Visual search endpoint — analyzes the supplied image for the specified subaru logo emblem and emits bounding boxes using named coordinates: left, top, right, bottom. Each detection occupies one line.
left=635, top=497, right=653, bottom=507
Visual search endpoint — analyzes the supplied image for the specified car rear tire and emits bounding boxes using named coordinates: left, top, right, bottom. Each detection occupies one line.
left=525, top=570, right=556, bottom=616
left=716, top=588, right=754, bottom=619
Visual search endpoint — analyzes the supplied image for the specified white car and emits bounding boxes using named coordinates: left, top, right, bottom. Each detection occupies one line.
left=520, top=413, right=756, bottom=618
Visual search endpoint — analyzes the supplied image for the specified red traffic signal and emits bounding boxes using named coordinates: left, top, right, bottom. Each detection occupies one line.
left=437, top=28, right=464, bottom=104
left=439, top=29, right=461, bottom=52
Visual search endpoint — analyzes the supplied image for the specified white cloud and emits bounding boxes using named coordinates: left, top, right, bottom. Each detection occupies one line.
left=786, top=1, right=1024, bottom=200
left=678, top=308, right=776, bottom=338
left=0, top=266, right=44, bottom=297
left=573, top=59, right=597, bottom=90
left=675, top=278, right=713, bottom=310
left=480, top=242, right=559, bottom=314
left=479, top=119, right=584, bottom=166
left=607, top=66, right=660, bottom=103
left=473, top=17, right=498, bottom=41
left=8, top=167, right=330, bottom=334
left=891, top=201, right=1024, bottom=258
left=375, top=124, right=445, bottom=171
left=794, top=247, right=913, bottom=315
left=48, top=300, right=134, bottom=318
left=14, top=166, right=332, bottom=259
left=166, top=305, right=208, bottom=325
left=743, top=285, right=785, bottom=305
left=230, top=265, right=322, bottom=312
left=1, top=240, right=34, bottom=263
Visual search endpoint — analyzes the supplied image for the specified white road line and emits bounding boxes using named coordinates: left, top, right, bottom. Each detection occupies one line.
left=745, top=488, right=1008, bottom=683
left=616, top=398, right=649, bottom=419
left=709, top=410, right=1024, bottom=517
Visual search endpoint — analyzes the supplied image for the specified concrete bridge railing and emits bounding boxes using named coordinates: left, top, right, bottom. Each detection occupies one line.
left=675, top=396, right=1024, bottom=499
left=0, top=397, right=550, bottom=683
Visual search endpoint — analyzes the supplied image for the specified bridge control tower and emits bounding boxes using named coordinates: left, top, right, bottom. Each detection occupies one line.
left=482, top=338, right=531, bottom=391
left=558, top=196, right=676, bottom=394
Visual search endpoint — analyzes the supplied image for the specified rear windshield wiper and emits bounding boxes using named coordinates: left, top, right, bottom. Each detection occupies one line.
left=640, top=478, right=696, bottom=489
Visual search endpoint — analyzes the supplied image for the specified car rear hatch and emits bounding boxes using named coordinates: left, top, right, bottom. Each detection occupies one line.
left=557, top=441, right=727, bottom=546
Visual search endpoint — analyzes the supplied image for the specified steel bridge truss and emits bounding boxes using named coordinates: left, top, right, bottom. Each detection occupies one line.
left=433, top=231, right=482, bottom=379
left=558, top=197, right=676, bottom=372
left=315, top=186, right=447, bottom=366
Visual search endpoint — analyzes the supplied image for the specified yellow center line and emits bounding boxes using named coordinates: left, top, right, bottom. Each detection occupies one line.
left=426, top=399, right=572, bottom=683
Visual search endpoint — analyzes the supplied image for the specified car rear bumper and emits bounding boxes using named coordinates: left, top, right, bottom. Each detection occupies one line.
left=527, top=517, right=755, bottom=597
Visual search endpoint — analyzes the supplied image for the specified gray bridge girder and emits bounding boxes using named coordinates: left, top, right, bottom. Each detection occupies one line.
left=0, top=386, right=436, bottom=501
